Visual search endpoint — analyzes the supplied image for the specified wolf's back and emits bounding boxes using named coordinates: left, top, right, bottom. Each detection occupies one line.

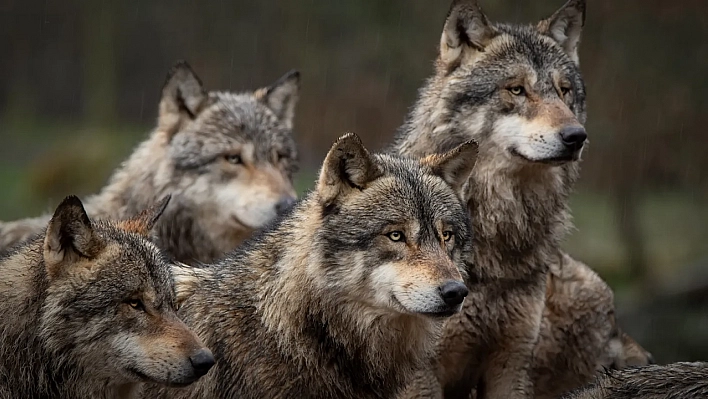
left=0, top=215, right=50, bottom=253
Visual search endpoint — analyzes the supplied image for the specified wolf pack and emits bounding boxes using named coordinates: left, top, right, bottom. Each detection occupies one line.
left=0, top=0, right=705, bottom=398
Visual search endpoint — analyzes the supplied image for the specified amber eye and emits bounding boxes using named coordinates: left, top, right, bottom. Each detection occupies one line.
left=224, top=154, right=243, bottom=165
left=386, top=231, right=405, bottom=242
left=128, top=299, right=145, bottom=312
left=442, top=231, right=453, bottom=242
left=508, top=86, right=525, bottom=96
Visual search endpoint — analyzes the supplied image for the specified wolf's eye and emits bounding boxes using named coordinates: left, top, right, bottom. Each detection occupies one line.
left=442, top=231, right=454, bottom=242
left=224, top=154, right=243, bottom=165
left=560, top=87, right=571, bottom=97
left=386, top=231, right=405, bottom=242
left=128, top=299, right=145, bottom=312
left=508, top=86, right=525, bottom=96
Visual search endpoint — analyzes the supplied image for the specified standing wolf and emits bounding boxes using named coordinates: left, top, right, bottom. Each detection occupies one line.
left=145, top=133, right=478, bottom=399
left=0, top=61, right=299, bottom=264
left=392, top=0, right=650, bottom=398
left=0, top=195, right=214, bottom=399
left=563, top=362, right=708, bottom=399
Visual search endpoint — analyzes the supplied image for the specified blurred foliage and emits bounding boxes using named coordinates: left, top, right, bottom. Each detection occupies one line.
left=1, top=0, right=707, bottom=362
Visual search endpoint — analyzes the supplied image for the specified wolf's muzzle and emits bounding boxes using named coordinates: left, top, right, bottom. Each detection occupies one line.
left=439, top=280, right=469, bottom=307
left=559, top=126, right=587, bottom=151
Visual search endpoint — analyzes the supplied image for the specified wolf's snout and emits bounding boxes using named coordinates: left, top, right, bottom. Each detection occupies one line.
left=189, top=348, right=216, bottom=378
left=439, top=281, right=469, bottom=307
left=275, top=197, right=297, bottom=215
left=558, top=126, right=587, bottom=151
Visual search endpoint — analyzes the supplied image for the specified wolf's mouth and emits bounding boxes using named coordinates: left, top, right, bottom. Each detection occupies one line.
left=421, top=309, right=459, bottom=318
left=509, top=147, right=578, bottom=166
left=126, top=367, right=195, bottom=388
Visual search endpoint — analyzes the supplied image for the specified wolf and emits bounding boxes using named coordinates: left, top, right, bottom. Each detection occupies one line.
left=143, top=133, right=479, bottom=399
left=0, top=61, right=300, bottom=265
left=532, top=254, right=654, bottom=399
left=562, top=362, right=708, bottom=399
left=391, top=0, right=649, bottom=397
left=0, top=195, right=215, bottom=399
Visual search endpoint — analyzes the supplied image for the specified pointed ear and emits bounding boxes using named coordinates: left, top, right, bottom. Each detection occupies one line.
left=118, top=195, right=171, bottom=236
left=43, top=196, right=104, bottom=279
left=158, top=61, right=209, bottom=137
left=537, top=0, right=585, bottom=65
left=420, top=141, right=478, bottom=193
left=255, top=70, right=300, bottom=130
left=316, top=133, right=382, bottom=207
left=440, top=0, right=497, bottom=68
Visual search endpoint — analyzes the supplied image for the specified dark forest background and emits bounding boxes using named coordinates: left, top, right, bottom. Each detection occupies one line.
left=1, top=0, right=707, bottom=362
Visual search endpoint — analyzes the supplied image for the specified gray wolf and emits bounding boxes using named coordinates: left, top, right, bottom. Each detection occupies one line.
left=533, top=254, right=654, bottom=399
left=0, top=195, right=214, bottom=398
left=391, top=0, right=651, bottom=397
left=144, top=133, right=478, bottom=399
left=0, top=61, right=300, bottom=265
left=562, top=362, right=708, bottom=399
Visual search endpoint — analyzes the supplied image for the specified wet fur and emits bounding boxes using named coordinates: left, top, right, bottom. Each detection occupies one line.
left=144, top=134, right=478, bottom=399
left=0, top=61, right=300, bottom=265
left=391, top=1, right=650, bottom=398
left=0, top=196, right=209, bottom=398
left=563, top=362, right=708, bottom=399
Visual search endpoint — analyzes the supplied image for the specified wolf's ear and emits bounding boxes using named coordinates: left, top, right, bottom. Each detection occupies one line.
left=316, top=133, right=382, bottom=207
left=255, top=70, right=300, bottom=130
left=43, top=196, right=104, bottom=279
left=537, top=0, right=585, bottom=65
left=421, top=141, right=478, bottom=193
left=440, top=0, right=497, bottom=68
left=159, top=61, right=209, bottom=137
left=119, top=195, right=171, bottom=236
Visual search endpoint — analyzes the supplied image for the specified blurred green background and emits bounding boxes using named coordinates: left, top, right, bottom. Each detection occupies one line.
left=1, top=0, right=707, bottom=362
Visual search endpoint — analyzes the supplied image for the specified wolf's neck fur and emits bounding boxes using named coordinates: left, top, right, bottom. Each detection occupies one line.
left=0, top=241, right=139, bottom=399
left=396, top=73, right=577, bottom=281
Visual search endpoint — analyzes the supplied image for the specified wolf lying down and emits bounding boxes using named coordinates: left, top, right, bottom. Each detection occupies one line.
left=563, top=362, right=708, bottom=399
left=0, top=196, right=214, bottom=399
left=143, top=133, right=479, bottom=399
left=0, top=61, right=300, bottom=265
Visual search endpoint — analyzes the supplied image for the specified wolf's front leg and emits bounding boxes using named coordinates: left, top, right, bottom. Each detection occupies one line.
left=396, top=368, right=443, bottom=399
left=478, top=348, right=535, bottom=399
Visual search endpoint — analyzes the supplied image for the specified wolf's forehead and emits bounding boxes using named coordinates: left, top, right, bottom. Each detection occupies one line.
left=366, top=168, right=462, bottom=219
left=197, top=93, right=292, bottom=145
left=482, top=26, right=572, bottom=74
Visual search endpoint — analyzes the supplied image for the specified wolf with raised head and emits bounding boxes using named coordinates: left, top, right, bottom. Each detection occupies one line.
left=562, top=362, right=708, bottom=399
left=392, top=0, right=650, bottom=397
left=145, top=133, right=478, bottom=399
left=0, top=195, right=214, bottom=399
left=0, top=61, right=300, bottom=264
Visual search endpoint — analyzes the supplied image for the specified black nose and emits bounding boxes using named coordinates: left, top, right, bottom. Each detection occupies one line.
left=439, top=281, right=469, bottom=307
left=189, top=348, right=215, bottom=377
left=275, top=197, right=297, bottom=215
left=559, top=126, right=587, bottom=150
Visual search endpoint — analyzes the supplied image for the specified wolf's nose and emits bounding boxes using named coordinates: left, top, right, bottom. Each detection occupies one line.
left=559, top=126, right=587, bottom=150
left=439, top=281, right=469, bottom=307
left=275, top=197, right=297, bottom=215
left=189, top=348, right=215, bottom=377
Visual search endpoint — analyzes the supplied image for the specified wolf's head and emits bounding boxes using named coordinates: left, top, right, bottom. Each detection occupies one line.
left=311, top=133, right=477, bottom=317
left=152, top=62, right=299, bottom=259
left=401, top=0, right=587, bottom=170
left=39, top=196, right=214, bottom=387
